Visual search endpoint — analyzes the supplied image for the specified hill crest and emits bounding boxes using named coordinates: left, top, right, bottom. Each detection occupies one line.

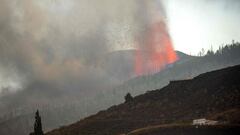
left=47, top=65, right=240, bottom=135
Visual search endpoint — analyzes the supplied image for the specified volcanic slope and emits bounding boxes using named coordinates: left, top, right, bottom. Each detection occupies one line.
left=47, top=65, right=240, bottom=135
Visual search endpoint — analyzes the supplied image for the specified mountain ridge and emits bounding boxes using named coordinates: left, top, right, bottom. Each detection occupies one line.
left=46, top=64, right=240, bottom=135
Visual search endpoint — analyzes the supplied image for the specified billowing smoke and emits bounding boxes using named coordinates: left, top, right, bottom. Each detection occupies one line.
left=0, top=0, right=180, bottom=129
left=134, top=0, right=178, bottom=76
left=0, top=0, right=176, bottom=95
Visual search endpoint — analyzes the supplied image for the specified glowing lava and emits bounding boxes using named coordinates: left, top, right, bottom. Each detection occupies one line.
left=134, top=2, right=178, bottom=76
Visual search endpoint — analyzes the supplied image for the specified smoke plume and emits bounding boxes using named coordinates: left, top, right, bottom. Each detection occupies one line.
left=0, top=0, right=176, bottom=95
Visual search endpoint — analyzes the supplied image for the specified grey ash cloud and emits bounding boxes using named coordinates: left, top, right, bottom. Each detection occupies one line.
left=0, top=0, right=165, bottom=94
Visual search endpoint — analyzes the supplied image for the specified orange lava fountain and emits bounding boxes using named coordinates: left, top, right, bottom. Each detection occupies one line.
left=134, top=2, right=178, bottom=76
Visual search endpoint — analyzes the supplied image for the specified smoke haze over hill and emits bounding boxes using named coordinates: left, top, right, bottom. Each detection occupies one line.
left=0, top=0, right=175, bottom=94
left=0, top=1, right=240, bottom=135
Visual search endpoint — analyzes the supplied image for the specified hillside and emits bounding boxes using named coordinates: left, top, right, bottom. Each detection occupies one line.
left=46, top=65, right=240, bottom=135
left=127, top=124, right=240, bottom=135
left=1, top=43, right=239, bottom=135
left=109, top=43, right=240, bottom=105
left=0, top=50, right=194, bottom=135
left=102, top=50, right=194, bottom=82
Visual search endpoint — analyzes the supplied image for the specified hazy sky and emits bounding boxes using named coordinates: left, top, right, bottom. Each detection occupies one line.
left=164, top=0, right=240, bottom=55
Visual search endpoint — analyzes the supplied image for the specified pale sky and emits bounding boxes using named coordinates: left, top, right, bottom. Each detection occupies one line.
left=164, top=0, right=240, bottom=55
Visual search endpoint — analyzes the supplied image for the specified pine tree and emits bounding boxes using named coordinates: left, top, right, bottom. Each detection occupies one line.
left=30, top=110, right=44, bottom=135
left=125, top=93, right=133, bottom=103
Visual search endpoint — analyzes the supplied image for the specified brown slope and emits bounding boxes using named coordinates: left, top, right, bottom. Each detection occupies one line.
left=46, top=65, right=240, bottom=135
left=127, top=124, right=240, bottom=135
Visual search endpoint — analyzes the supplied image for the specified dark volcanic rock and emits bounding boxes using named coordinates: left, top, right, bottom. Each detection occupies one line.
left=47, top=65, right=240, bottom=135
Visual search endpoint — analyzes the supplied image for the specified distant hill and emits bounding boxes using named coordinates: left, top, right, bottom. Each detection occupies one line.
left=174, top=51, right=196, bottom=64
left=46, top=65, right=240, bottom=135
left=109, top=43, right=240, bottom=101
left=102, top=50, right=194, bottom=82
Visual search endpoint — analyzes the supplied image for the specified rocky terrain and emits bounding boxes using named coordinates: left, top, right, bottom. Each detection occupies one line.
left=46, top=65, right=240, bottom=135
